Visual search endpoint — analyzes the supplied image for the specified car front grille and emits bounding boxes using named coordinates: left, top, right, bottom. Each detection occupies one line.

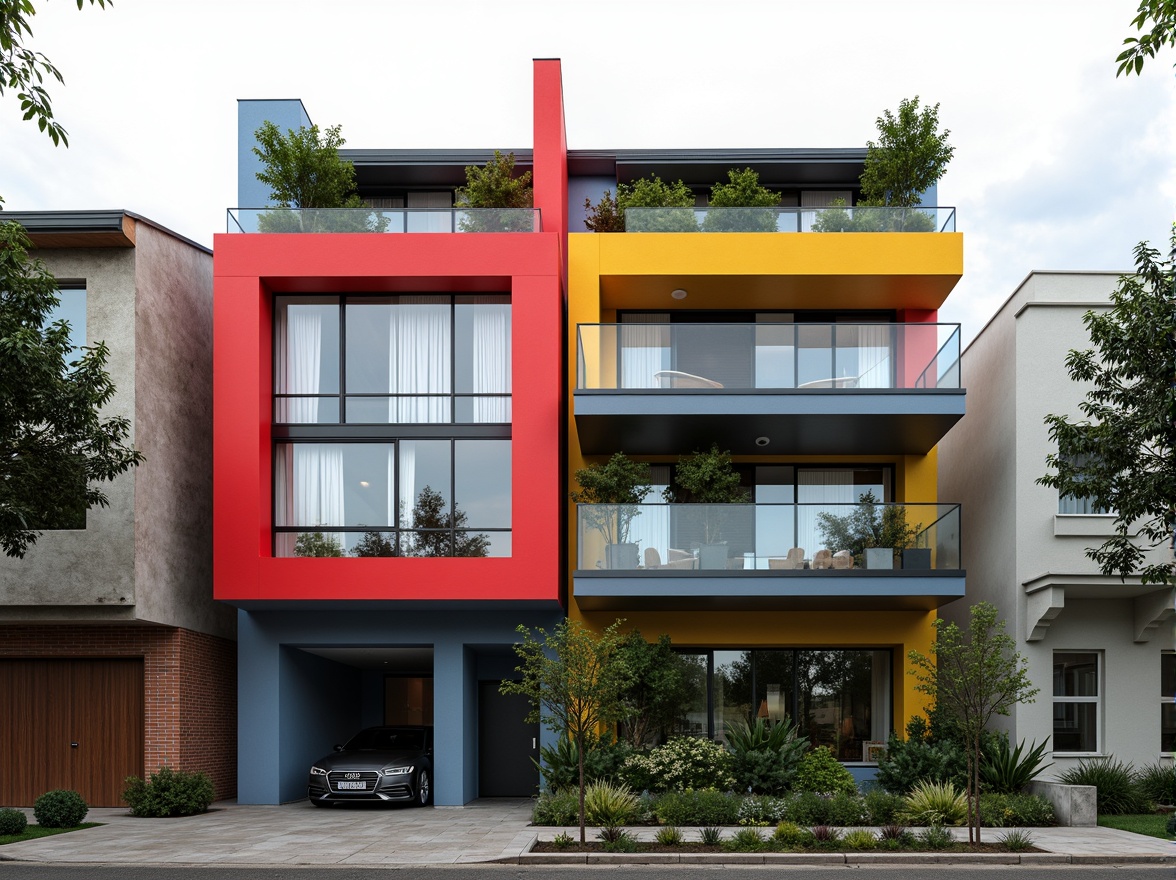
left=327, top=770, right=380, bottom=792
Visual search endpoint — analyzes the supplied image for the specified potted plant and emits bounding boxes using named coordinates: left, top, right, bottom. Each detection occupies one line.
left=664, top=444, right=750, bottom=569
left=816, top=490, right=921, bottom=569
left=455, top=151, right=534, bottom=232
left=572, top=453, right=653, bottom=570
left=701, top=167, right=781, bottom=233
left=585, top=173, right=698, bottom=233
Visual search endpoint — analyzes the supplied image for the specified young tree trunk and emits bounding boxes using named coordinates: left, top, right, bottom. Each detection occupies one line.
left=972, top=734, right=982, bottom=845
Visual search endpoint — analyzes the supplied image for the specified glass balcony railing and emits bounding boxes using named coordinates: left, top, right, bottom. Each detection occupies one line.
left=226, top=208, right=541, bottom=233
left=577, top=323, right=961, bottom=392
left=576, top=502, right=961, bottom=572
left=623, top=206, right=956, bottom=233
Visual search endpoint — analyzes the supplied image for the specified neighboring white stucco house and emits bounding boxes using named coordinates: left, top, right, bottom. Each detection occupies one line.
left=939, top=270, right=1174, bottom=776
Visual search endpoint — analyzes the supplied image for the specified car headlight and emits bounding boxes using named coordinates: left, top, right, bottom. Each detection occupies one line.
left=310, top=766, right=327, bottom=776
left=382, top=765, right=413, bottom=776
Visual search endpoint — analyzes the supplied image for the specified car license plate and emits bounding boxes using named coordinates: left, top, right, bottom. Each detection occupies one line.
left=336, top=781, right=367, bottom=790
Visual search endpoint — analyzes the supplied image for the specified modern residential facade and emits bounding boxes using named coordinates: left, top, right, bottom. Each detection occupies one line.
left=214, top=63, right=567, bottom=805
left=0, top=211, right=235, bottom=807
left=566, top=152, right=967, bottom=774
left=939, top=271, right=1175, bottom=773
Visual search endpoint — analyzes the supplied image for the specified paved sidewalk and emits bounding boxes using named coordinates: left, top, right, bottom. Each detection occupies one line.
left=1, top=799, right=1173, bottom=866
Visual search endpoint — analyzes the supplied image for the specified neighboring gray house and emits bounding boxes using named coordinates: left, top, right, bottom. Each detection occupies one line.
left=0, top=211, right=236, bottom=807
left=939, top=271, right=1174, bottom=774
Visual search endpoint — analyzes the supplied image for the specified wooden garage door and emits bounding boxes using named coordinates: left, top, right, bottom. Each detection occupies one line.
left=0, top=659, right=144, bottom=807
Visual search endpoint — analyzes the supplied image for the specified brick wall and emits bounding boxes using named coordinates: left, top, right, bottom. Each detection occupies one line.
left=0, top=624, right=237, bottom=800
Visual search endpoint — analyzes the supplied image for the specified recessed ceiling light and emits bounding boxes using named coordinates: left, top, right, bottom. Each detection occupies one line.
left=359, top=481, right=370, bottom=488
left=671, top=288, right=688, bottom=300
left=755, top=436, right=770, bottom=447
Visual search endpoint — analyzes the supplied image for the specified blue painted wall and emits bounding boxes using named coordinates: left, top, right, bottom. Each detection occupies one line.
left=237, top=99, right=312, bottom=208
left=568, top=175, right=616, bottom=233
left=237, top=607, right=564, bottom=805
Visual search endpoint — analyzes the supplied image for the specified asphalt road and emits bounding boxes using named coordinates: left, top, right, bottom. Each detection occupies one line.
left=0, top=866, right=1174, bottom=880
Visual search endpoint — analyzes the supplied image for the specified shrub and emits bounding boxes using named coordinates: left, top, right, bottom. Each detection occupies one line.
left=0, top=808, right=28, bottom=835
left=621, top=737, right=735, bottom=792
left=702, top=168, right=781, bottom=233
left=781, top=790, right=830, bottom=825
left=864, top=788, right=904, bottom=824
left=826, top=791, right=869, bottom=826
left=842, top=828, right=878, bottom=850
left=917, top=824, right=954, bottom=850
left=772, top=820, right=812, bottom=847
left=980, top=736, right=1052, bottom=794
left=583, top=779, right=638, bottom=827
left=875, top=717, right=967, bottom=794
left=1058, top=758, right=1148, bottom=815
left=535, top=733, right=632, bottom=790
left=699, top=825, right=723, bottom=846
left=651, top=789, right=740, bottom=826
left=723, top=826, right=767, bottom=852
left=793, top=746, right=857, bottom=795
left=998, top=828, right=1036, bottom=852
left=1136, top=762, right=1176, bottom=806
left=654, top=825, right=684, bottom=846
left=725, top=716, right=807, bottom=794
left=598, top=828, right=639, bottom=852
left=737, top=794, right=787, bottom=826
left=614, top=175, right=698, bottom=233
left=878, top=823, right=912, bottom=843
left=901, top=780, right=967, bottom=826
left=810, top=824, right=842, bottom=847
left=532, top=788, right=579, bottom=826
left=122, top=766, right=215, bottom=818
left=33, top=790, right=88, bottom=828
left=978, top=792, right=1055, bottom=827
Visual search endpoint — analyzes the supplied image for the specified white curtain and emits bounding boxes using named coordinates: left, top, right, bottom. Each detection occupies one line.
left=278, top=307, right=321, bottom=423
left=285, top=443, right=344, bottom=527
left=619, top=313, right=669, bottom=389
left=798, top=470, right=855, bottom=552
left=389, top=298, right=451, bottom=423
left=471, top=299, right=511, bottom=423
left=628, top=466, right=671, bottom=563
left=399, top=442, right=417, bottom=527
left=856, top=324, right=892, bottom=388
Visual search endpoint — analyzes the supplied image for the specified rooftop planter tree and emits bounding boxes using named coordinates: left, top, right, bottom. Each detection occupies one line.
left=455, top=150, right=534, bottom=231
left=572, top=452, right=653, bottom=570
left=585, top=173, right=697, bottom=233
left=816, top=490, right=921, bottom=569
left=664, top=444, right=750, bottom=569
left=701, top=167, right=781, bottom=232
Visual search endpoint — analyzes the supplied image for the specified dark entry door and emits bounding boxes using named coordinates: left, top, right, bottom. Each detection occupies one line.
left=0, top=658, right=144, bottom=806
left=478, top=681, right=538, bottom=797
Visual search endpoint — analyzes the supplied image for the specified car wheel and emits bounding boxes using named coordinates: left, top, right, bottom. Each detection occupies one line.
left=415, top=769, right=431, bottom=807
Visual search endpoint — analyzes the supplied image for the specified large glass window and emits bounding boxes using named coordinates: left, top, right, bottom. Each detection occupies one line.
left=38, top=287, right=88, bottom=530
left=679, top=648, right=891, bottom=761
left=274, top=439, right=510, bottom=557
left=275, top=294, right=511, bottom=425
left=1163, top=653, right=1175, bottom=754
left=1053, top=652, right=1100, bottom=753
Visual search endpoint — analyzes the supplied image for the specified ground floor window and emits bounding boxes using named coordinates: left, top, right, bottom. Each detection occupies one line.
left=675, top=648, right=891, bottom=762
left=1053, top=651, right=1100, bottom=753
left=1162, top=652, right=1175, bottom=754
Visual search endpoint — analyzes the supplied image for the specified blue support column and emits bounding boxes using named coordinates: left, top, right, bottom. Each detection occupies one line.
left=432, top=639, right=470, bottom=805
left=237, top=610, right=281, bottom=804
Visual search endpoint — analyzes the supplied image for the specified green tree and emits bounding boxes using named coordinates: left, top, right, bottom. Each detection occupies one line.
left=907, top=602, right=1038, bottom=845
left=571, top=452, right=653, bottom=546
left=664, top=444, right=749, bottom=544
left=455, top=151, right=534, bottom=232
left=0, top=222, right=142, bottom=558
left=614, top=631, right=693, bottom=747
left=350, top=530, right=395, bottom=557
left=1116, top=0, right=1176, bottom=76
left=859, top=96, right=954, bottom=209
left=400, top=485, right=490, bottom=558
left=293, top=531, right=343, bottom=557
left=1037, top=228, right=1176, bottom=586
left=702, top=167, right=781, bottom=232
left=501, top=618, right=631, bottom=844
left=0, top=0, right=109, bottom=149
left=816, top=490, right=921, bottom=567
left=601, top=174, right=698, bottom=233
left=252, top=121, right=386, bottom=232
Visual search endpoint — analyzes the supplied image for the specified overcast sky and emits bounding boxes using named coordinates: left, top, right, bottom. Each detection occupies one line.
left=1, top=0, right=1173, bottom=341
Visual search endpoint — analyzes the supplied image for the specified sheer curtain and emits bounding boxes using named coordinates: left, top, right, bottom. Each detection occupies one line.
left=798, top=470, right=854, bottom=552
left=627, top=466, right=671, bottom=564
left=399, top=442, right=417, bottom=527
left=277, top=306, right=321, bottom=423
left=619, top=313, right=669, bottom=389
left=855, top=324, right=892, bottom=388
left=389, top=297, right=451, bottom=423
left=471, top=299, right=511, bottom=422
left=294, top=444, right=345, bottom=527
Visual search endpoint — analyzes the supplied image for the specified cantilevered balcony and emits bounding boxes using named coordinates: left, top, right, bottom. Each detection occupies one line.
left=574, top=322, right=964, bottom=455
left=624, top=205, right=956, bottom=234
left=573, top=501, right=964, bottom=612
left=227, top=207, right=541, bottom=233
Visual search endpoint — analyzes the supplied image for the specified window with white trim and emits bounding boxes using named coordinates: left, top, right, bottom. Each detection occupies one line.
left=1053, top=651, right=1100, bottom=753
left=1162, top=652, right=1175, bottom=754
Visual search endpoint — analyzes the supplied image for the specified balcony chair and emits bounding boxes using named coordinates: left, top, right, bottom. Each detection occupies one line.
left=653, top=370, right=724, bottom=389
left=811, top=549, right=834, bottom=570
left=643, top=547, right=697, bottom=570
left=767, top=547, right=806, bottom=570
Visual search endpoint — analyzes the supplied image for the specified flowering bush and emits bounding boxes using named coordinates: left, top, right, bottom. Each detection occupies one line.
left=621, top=737, right=736, bottom=792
